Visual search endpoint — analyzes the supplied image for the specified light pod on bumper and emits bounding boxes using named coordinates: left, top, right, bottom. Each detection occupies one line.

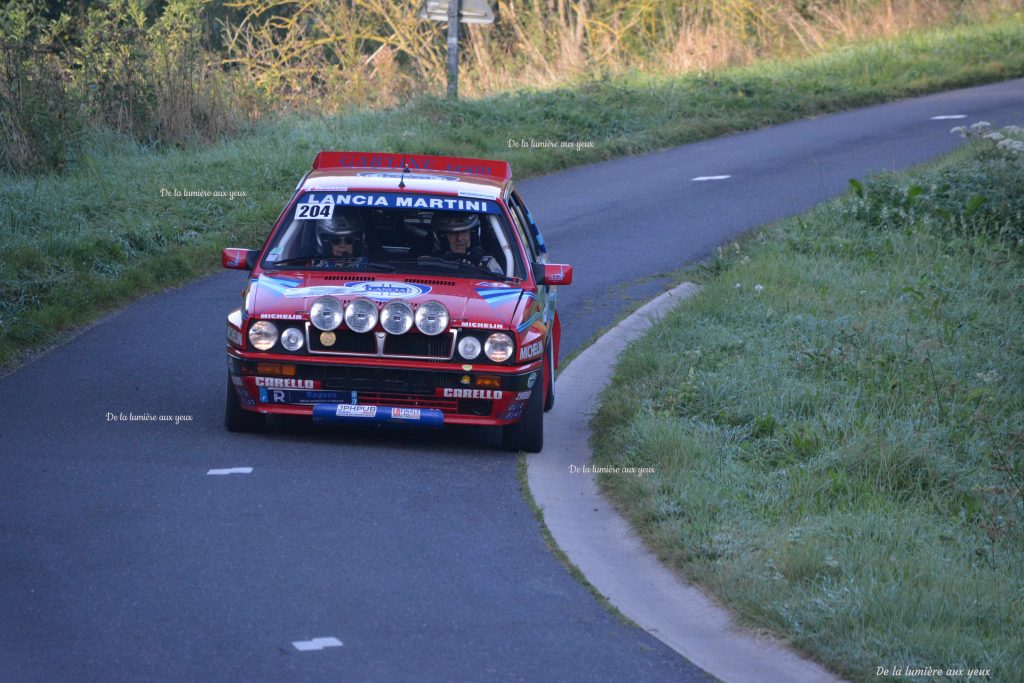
left=381, top=301, right=414, bottom=335
left=280, top=327, right=304, bottom=351
left=484, top=332, right=514, bottom=362
left=345, top=298, right=378, bottom=333
left=249, top=321, right=279, bottom=351
left=458, top=335, right=481, bottom=360
left=415, top=301, right=449, bottom=336
left=310, top=296, right=344, bottom=331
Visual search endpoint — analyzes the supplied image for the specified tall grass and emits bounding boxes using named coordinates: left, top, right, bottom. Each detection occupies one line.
left=591, top=129, right=1024, bottom=681
left=2, top=0, right=1022, bottom=174
left=219, top=0, right=1024, bottom=105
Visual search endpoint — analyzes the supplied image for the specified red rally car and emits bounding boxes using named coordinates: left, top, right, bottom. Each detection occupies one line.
left=221, top=151, right=572, bottom=452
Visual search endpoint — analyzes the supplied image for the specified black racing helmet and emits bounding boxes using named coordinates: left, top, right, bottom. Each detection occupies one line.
left=316, top=212, right=365, bottom=252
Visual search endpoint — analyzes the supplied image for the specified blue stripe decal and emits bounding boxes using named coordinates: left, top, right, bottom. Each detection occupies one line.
left=517, top=311, right=541, bottom=333
left=258, top=274, right=303, bottom=295
left=476, top=287, right=521, bottom=307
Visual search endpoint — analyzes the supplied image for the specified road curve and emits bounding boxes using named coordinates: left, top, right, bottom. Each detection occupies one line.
left=1, top=78, right=1021, bottom=681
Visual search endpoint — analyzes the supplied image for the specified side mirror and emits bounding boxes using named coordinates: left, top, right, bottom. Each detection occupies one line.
left=532, top=263, right=573, bottom=286
left=222, top=248, right=259, bottom=270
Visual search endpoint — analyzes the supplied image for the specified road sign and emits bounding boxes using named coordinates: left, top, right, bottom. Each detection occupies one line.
left=418, top=0, right=495, bottom=24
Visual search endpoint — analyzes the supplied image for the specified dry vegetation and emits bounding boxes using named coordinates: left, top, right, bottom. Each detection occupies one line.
left=1, top=0, right=1021, bottom=174
left=220, top=0, right=1023, bottom=106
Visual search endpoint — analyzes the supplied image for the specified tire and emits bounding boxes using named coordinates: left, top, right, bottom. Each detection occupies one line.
left=502, top=364, right=545, bottom=453
left=224, top=377, right=265, bottom=432
left=543, top=341, right=555, bottom=412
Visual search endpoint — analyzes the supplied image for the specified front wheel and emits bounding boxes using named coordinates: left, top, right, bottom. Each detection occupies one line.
left=224, top=377, right=265, bottom=432
left=502, top=366, right=545, bottom=452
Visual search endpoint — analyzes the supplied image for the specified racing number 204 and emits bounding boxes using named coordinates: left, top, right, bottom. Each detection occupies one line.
left=297, top=203, right=334, bottom=219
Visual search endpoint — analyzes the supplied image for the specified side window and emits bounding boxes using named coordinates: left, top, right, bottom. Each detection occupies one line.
left=507, top=190, right=543, bottom=263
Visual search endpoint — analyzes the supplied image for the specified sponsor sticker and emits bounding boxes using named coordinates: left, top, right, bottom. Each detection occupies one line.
left=226, top=325, right=243, bottom=346
left=461, top=321, right=504, bottom=330
left=500, top=401, right=526, bottom=421
left=518, top=340, right=543, bottom=361
left=259, top=313, right=304, bottom=320
left=261, top=278, right=431, bottom=301
left=441, top=388, right=503, bottom=399
left=295, top=196, right=335, bottom=220
left=356, top=172, right=460, bottom=182
left=526, top=372, right=538, bottom=388
left=336, top=405, right=377, bottom=418
left=516, top=391, right=532, bottom=401
left=391, top=408, right=422, bottom=420
left=254, top=377, right=316, bottom=389
left=298, top=192, right=498, bottom=213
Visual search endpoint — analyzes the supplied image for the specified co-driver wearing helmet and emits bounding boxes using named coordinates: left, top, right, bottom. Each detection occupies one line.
left=314, top=212, right=367, bottom=267
left=431, top=213, right=502, bottom=275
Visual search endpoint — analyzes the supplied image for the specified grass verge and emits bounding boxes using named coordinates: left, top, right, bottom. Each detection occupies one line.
left=2, top=17, right=1024, bottom=370
left=590, top=127, right=1024, bottom=681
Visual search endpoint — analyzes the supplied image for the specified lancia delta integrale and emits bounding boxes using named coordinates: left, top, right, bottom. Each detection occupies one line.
left=221, top=152, right=572, bottom=452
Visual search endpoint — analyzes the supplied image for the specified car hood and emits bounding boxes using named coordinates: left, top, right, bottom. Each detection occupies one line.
left=248, top=272, right=525, bottom=329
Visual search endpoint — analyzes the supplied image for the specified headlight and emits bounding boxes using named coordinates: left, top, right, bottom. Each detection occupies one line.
left=484, top=332, right=514, bottom=362
left=310, top=296, right=344, bottom=331
left=281, top=327, right=304, bottom=351
left=345, top=298, right=378, bottom=333
left=415, top=301, right=449, bottom=336
left=458, top=335, right=482, bottom=360
left=248, top=321, right=278, bottom=351
left=381, top=301, right=414, bottom=335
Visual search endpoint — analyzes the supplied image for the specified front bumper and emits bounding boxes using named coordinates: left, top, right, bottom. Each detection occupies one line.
left=226, top=349, right=541, bottom=426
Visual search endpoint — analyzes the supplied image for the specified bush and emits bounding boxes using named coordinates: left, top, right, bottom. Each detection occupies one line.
left=845, top=124, right=1024, bottom=244
left=0, top=42, right=84, bottom=174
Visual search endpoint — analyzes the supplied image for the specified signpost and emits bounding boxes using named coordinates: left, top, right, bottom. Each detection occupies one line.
left=418, top=0, right=495, bottom=100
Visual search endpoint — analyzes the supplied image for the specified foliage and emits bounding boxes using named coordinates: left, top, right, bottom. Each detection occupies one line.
left=2, top=0, right=1023, bottom=174
left=842, top=123, right=1024, bottom=244
left=591, top=129, right=1024, bottom=680
left=0, top=0, right=247, bottom=174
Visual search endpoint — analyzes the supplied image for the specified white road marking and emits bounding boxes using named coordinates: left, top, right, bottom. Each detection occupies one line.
left=691, top=175, right=731, bottom=181
left=930, top=114, right=967, bottom=120
left=206, top=467, right=253, bottom=475
left=293, top=637, right=343, bottom=651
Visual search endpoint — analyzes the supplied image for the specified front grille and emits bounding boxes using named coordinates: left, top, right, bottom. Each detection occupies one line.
left=309, top=329, right=377, bottom=355
left=383, top=332, right=453, bottom=359
left=307, top=325, right=455, bottom=360
left=320, top=367, right=465, bottom=394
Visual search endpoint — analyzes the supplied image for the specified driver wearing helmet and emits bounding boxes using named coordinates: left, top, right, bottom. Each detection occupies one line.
left=315, top=212, right=366, bottom=266
left=431, top=212, right=502, bottom=274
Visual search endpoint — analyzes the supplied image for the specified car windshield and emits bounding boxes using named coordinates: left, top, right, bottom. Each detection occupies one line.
left=261, top=191, right=525, bottom=280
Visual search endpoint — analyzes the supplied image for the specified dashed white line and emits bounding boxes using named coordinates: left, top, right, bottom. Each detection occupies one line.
left=691, top=175, right=731, bottom=181
left=206, top=467, right=253, bottom=475
left=293, top=637, right=343, bottom=651
left=930, top=114, right=967, bottom=120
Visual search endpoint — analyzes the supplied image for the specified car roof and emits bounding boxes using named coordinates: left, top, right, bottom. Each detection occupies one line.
left=299, top=151, right=510, bottom=201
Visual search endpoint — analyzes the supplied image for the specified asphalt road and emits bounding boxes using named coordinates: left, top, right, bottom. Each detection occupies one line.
left=2, top=79, right=1022, bottom=682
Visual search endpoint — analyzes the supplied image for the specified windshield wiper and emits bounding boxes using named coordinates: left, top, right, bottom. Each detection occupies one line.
left=268, top=255, right=318, bottom=267
left=413, top=255, right=460, bottom=270
left=455, top=262, right=517, bottom=282
left=359, top=260, right=396, bottom=272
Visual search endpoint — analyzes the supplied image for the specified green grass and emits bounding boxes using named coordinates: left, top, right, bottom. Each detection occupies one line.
left=590, top=132, right=1024, bottom=681
left=2, top=17, right=1024, bottom=369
